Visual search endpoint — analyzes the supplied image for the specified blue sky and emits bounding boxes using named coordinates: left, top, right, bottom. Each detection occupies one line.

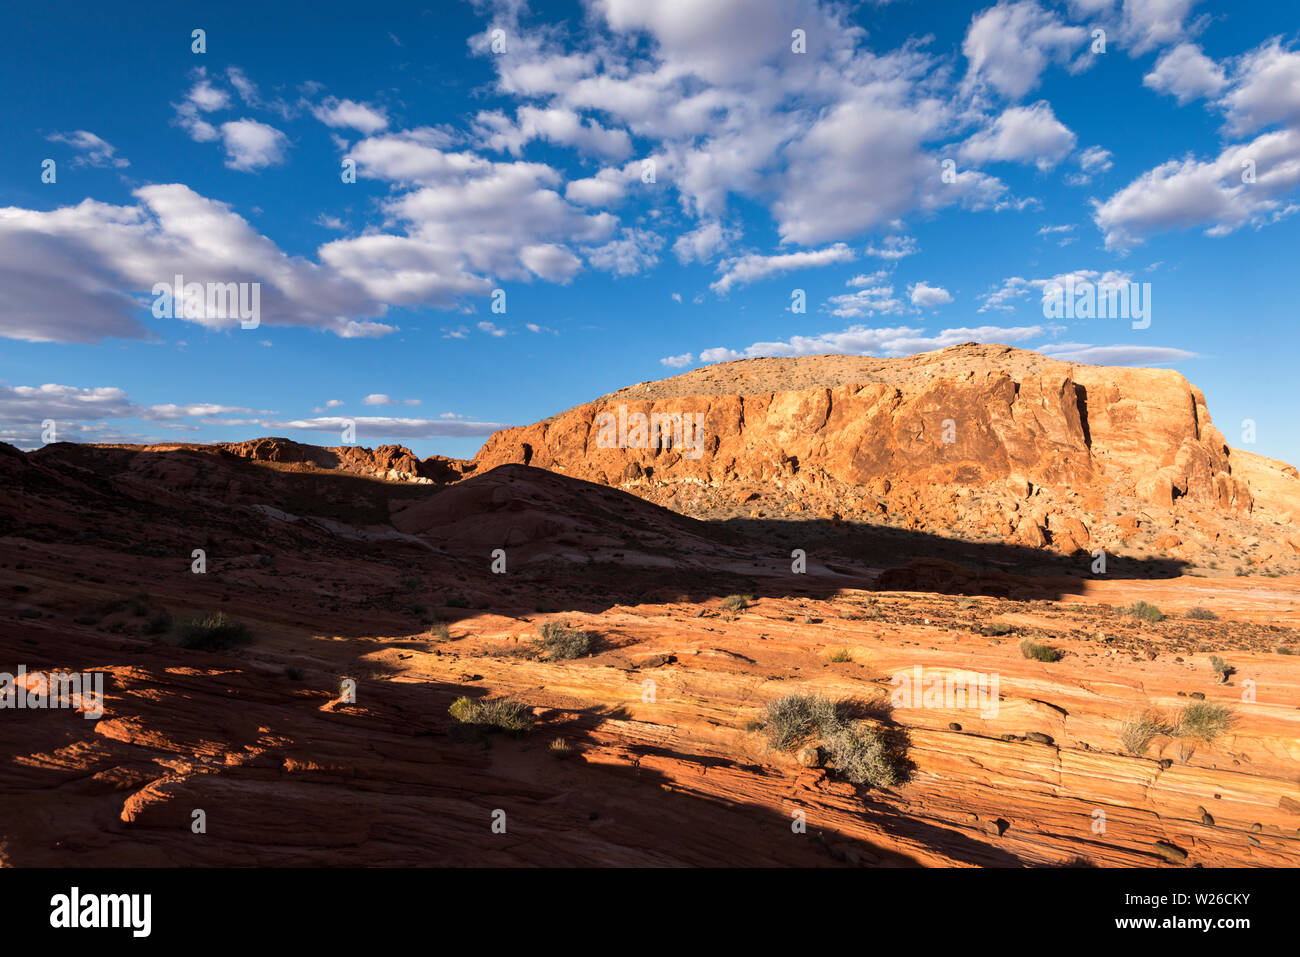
left=2, top=0, right=1298, bottom=463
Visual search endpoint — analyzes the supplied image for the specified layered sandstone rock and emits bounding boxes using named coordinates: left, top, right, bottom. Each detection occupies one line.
left=472, top=344, right=1296, bottom=563
left=90, top=436, right=469, bottom=485
left=219, top=436, right=465, bottom=484
left=476, top=364, right=1097, bottom=491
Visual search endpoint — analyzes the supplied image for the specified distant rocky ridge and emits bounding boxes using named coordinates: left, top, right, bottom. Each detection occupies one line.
left=60, top=343, right=1300, bottom=572
left=101, top=436, right=470, bottom=485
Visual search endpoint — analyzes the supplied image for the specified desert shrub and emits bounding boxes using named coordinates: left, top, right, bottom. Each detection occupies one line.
left=1126, top=601, right=1164, bottom=623
left=1020, top=639, right=1061, bottom=662
left=1209, top=655, right=1232, bottom=678
left=144, top=612, right=172, bottom=635
left=822, top=722, right=899, bottom=788
left=428, top=621, right=450, bottom=641
left=1186, top=607, right=1218, bottom=621
left=720, top=594, right=753, bottom=613
left=762, top=693, right=839, bottom=750
left=1120, top=710, right=1174, bottom=755
left=538, top=621, right=596, bottom=660
left=762, top=693, right=903, bottom=788
left=448, top=696, right=532, bottom=734
left=825, top=647, right=852, bottom=663
left=174, top=612, right=252, bottom=650
left=1176, top=702, right=1233, bottom=743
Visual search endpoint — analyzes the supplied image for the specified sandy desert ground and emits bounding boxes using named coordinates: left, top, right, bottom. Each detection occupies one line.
left=3, top=345, right=1298, bottom=867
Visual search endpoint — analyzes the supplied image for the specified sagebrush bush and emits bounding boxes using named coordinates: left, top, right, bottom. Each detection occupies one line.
left=762, top=693, right=839, bottom=750
left=1126, top=601, right=1164, bottom=623
left=538, top=621, right=596, bottom=660
left=174, top=612, right=252, bottom=650
left=448, top=696, right=532, bottom=734
left=1186, top=607, right=1218, bottom=621
left=1120, top=710, right=1174, bottom=755
left=720, top=594, right=753, bottom=612
left=1176, top=702, right=1233, bottom=743
left=761, top=693, right=903, bottom=788
left=821, top=722, right=899, bottom=788
left=1020, top=639, right=1061, bottom=662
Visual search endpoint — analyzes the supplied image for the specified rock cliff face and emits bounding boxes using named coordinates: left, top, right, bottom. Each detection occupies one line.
left=1068, top=365, right=1250, bottom=512
left=478, top=366, right=1095, bottom=488
left=103, top=436, right=468, bottom=485
left=472, top=344, right=1294, bottom=565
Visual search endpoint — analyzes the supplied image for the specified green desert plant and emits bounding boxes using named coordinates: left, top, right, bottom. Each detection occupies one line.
left=1186, top=607, right=1219, bottom=621
left=428, top=621, right=450, bottom=641
left=1126, top=600, right=1164, bottom=623
left=821, top=722, right=899, bottom=788
left=1176, top=702, right=1234, bottom=743
left=173, top=612, right=252, bottom=651
left=448, top=696, right=532, bottom=734
left=762, top=693, right=839, bottom=751
left=761, top=693, right=902, bottom=788
left=538, top=620, right=597, bottom=660
left=720, top=594, right=753, bottom=613
left=825, top=647, right=853, bottom=663
left=1120, top=710, right=1175, bottom=756
left=1020, top=638, right=1062, bottom=662
left=1209, top=655, right=1232, bottom=679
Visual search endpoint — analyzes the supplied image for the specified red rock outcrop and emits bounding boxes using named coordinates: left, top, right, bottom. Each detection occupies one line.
left=95, top=436, right=469, bottom=485
left=472, top=344, right=1297, bottom=566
